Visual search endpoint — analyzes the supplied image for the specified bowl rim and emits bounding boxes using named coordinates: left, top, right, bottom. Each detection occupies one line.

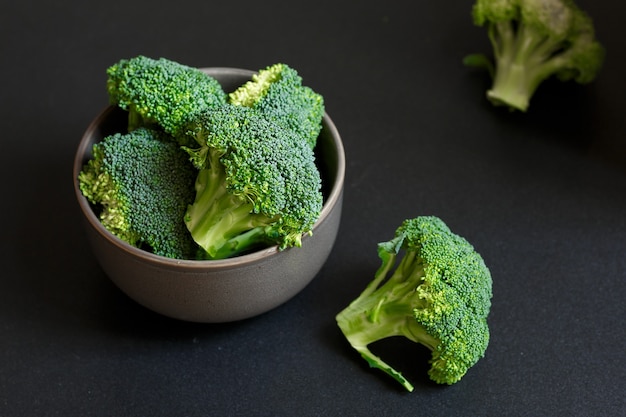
left=72, top=67, right=345, bottom=270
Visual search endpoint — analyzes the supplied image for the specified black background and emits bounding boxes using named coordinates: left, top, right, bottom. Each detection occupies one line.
left=1, top=1, right=625, bottom=416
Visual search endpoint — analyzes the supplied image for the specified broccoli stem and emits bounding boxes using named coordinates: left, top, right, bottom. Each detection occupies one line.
left=336, top=249, right=438, bottom=392
left=185, top=163, right=274, bottom=259
left=127, top=105, right=160, bottom=132
left=488, top=59, right=535, bottom=111
left=337, top=310, right=417, bottom=392
left=487, top=22, right=565, bottom=111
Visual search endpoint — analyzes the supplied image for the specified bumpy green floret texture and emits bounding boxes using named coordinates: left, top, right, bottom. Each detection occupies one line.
left=228, top=63, right=324, bottom=149
left=336, top=216, right=493, bottom=391
left=465, top=0, right=604, bottom=111
left=181, top=105, right=323, bottom=260
left=106, top=55, right=227, bottom=137
left=78, top=128, right=198, bottom=259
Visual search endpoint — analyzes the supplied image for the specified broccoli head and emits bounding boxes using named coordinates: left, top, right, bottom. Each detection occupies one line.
left=464, top=0, right=605, bottom=111
left=228, top=63, right=324, bottom=149
left=106, top=55, right=227, bottom=137
left=78, top=127, right=198, bottom=259
left=336, top=216, right=493, bottom=391
left=181, top=105, right=323, bottom=260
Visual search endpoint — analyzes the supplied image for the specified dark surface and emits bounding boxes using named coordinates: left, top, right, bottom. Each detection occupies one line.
left=2, top=1, right=625, bottom=416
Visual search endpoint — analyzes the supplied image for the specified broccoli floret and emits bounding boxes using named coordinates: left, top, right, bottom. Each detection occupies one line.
left=181, top=105, right=323, bottom=260
left=464, top=0, right=605, bottom=111
left=106, top=55, right=227, bottom=137
left=228, top=63, right=324, bottom=149
left=336, top=216, right=493, bottom=391
left=78, top=127, right=198, bottom=259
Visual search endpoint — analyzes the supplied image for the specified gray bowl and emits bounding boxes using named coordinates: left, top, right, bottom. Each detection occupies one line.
left=73, top=67, right=345, bottom=323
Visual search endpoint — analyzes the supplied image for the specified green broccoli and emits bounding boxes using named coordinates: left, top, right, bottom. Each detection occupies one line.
left=228, top=63, right=325, bottom=149
left=181, top=105, right=323, bottom=260
left=106, top=55, right=227, bottom=138
left=78, top=127, right=198, bottom=259
left=464, top=0, right=605, bottom=111
left=336, top=216, right=493, bottom=391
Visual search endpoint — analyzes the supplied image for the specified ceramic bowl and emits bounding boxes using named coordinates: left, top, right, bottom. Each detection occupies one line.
left=73, top=67, right=345, bottom=323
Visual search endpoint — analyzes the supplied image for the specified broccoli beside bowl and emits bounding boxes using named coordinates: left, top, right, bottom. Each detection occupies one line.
left=73, top=67, right=345, bottom=323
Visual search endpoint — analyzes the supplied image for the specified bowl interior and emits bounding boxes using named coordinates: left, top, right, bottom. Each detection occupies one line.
left=73, top=67, right=345, bottom=266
